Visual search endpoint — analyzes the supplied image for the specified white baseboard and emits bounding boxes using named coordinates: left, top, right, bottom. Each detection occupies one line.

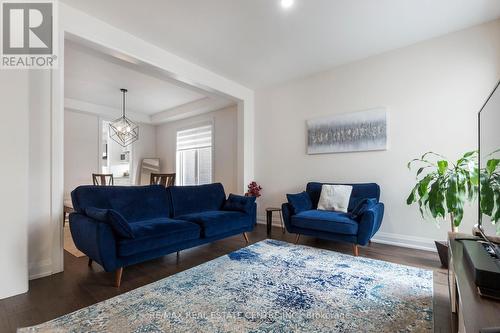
left=257, top=216, right=436, bottom=252
left=370, top=232, right=436, bottom=252
left=29, top=259, right=53, bottom=280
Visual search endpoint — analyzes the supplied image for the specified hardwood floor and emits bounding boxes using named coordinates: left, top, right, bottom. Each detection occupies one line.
left=0, top=224, right=450, bottom=332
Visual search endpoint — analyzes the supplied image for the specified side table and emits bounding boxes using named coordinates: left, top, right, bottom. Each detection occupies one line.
left=266, top=207, right=285, bottom=236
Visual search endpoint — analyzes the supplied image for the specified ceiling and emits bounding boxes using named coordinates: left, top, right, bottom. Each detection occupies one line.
left=61, top=0, right=500, bottom=88
left=65, top=40, right=207, bottom=115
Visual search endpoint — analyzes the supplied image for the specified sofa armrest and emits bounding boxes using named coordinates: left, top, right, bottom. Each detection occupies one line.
left=357, top=203, right=384, bottom=246
left=69, top=213, right=119, bottom=272
left=281, top=203, right=294, bottom=232
left=251, top=202, right=257, bottom=225
left=223, top=194, right=257, bottom=217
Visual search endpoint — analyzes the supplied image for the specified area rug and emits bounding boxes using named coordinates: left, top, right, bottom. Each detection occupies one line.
left=19, top=240, right=433, bottom=332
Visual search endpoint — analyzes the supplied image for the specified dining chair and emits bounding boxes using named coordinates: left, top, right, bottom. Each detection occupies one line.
left=63, top=199, right=74, bottom=228
left=92, top=173, right=114, bottom=186
left=150, top=173, right=176, bottom=187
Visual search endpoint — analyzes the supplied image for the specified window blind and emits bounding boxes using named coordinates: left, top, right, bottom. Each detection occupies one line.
left=176, top=123, right=213, bottom=186
left=176, top=124, right=212, bottom=151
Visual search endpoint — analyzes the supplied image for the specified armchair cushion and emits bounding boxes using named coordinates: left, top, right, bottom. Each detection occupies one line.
left=85, top=207, right=134, bottom=239
left=291, top=210, right=358, bottom=235
left=223, top=194, right=256, bottom=215
left=350, top=198, right=378, bottom=219
left=317, top=185, right=353, bottom=212
left=306, top=182, right=380, bottom=211
left=286, top=192, right=313, bottom=214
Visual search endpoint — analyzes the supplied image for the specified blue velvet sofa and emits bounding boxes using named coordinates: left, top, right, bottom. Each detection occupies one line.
left=69, top=183, right=256, bottom=286
left=282, top=182, right=384, bottom=256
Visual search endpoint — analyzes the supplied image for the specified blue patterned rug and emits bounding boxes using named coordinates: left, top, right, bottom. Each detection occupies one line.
left=20, top=240, right=433, bottom=332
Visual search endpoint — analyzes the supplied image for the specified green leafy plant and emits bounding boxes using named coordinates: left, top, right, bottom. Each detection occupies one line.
left=406, top=151, right=478, bottom=231
left=480, top=150, right=500, bottom=227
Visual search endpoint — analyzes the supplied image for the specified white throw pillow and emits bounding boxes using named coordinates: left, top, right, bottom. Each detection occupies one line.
left=317, top=185, right=353, bottom=213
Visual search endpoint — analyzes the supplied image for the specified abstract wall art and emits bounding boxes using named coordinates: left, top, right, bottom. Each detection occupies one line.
left=307, top=108, right=388, bottom=154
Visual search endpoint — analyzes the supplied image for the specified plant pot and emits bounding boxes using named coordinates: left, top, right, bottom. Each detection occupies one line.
left=435, top=240, right=449, bottom=268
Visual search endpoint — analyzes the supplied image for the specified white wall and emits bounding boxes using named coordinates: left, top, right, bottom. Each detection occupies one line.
left=28, top=71, right=53, bottom=280
left=133, top=123, right=157, bottom=185
left=0, top=71, right=29, bottom=299
left=64, top=109, right=157, bottom=196
left=64, top=110, right=100, bottom=196
left=156, top=105, right=239, bottom=194
left=255, top=20, right=500, bottom=251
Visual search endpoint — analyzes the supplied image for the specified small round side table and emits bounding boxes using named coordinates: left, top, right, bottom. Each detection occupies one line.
left=266, top=207, right=285, bottom=236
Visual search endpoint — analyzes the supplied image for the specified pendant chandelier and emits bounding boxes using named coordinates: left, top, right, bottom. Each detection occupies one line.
left=109, top=88, right=139, bottom=147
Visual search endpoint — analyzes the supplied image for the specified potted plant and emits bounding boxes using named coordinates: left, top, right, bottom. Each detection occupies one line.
left=480, top=150, right=500, bottom=232
left=406, top=151, right=478, bottom=267
left=245, top=181, right=263, bottom=197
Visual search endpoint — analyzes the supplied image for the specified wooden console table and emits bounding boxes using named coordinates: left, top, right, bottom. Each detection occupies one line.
left=448, top=232, right=500, bottom=332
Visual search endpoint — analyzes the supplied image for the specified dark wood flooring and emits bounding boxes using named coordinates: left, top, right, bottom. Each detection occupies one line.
left=0, top=224, right=450, bottom=332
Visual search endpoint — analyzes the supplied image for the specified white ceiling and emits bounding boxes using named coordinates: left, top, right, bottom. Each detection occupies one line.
left=64, top=40, right=208, bottom=115
left=61, top=0, right=500, bottom=88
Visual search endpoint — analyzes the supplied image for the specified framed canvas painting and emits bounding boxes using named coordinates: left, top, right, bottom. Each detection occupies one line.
left=307, top=108, right=388, bottom=154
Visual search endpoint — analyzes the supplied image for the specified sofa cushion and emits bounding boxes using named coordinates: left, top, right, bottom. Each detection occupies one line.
left=84, top=207, right=108, bottom=222
left=291, top=210, right=358, bottom=235
left=117, top=218, right=200, bottom=257
left=85, top=207, right=135, bottom=239
left=306, top=182, right=380, bottom=211
left=286, top=192, right=312, bottom=214
left=72, top=185, right=170, bottom=222
left=177, top=211, right=252, bottom=237
left=170, top=183, right=226, bottom=217
left=223, top=194, right=256, bottom=215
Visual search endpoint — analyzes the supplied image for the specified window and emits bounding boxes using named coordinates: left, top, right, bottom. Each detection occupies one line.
left=176, top=123, right=213, bottom=186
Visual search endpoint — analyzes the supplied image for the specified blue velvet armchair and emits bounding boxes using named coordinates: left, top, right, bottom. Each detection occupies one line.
left=282, top=182, right=384, bottom=256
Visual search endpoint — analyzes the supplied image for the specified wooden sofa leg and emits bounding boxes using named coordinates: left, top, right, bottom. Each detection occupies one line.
left=88, top=258, right=93, bottom=267
left=115, top=268, right=123, bottom=288
left=243, top=232, right=249, bottom=244
left=294, top=234, right=300, bottom=244
left=353, top=244, right=360, bottom=257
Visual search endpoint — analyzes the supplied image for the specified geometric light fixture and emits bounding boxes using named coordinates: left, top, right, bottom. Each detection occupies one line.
left=109, top=88, right=139, bottom=147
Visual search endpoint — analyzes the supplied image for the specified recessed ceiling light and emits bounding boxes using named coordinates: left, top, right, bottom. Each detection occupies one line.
left=281, top=0, right=294, bottom=9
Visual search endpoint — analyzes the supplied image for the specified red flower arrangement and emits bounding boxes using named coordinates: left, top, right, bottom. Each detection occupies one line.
left=245, top=181, right=262, bottom=197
